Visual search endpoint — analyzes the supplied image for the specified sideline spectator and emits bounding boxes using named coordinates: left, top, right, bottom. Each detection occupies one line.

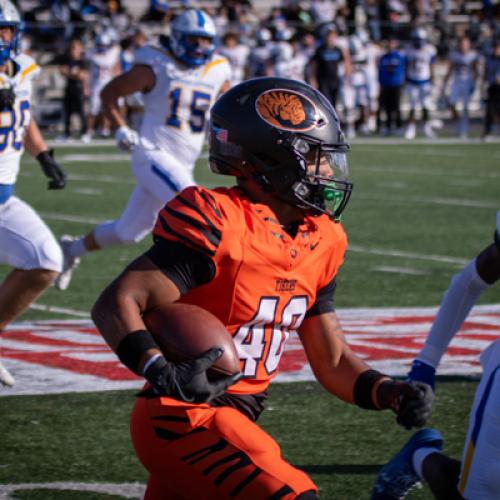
left=378, top=36, right=406, bottom=135
left=441, top=35, right=479, bottom=137
left=404, top=27, right=438, bottom=139
left=308, top=24, right=351, bottom=112
left=58, top=38, right=89, bottom=141
left=246, top=27, right=273, bottom=78
left=219, top=32, right=250, bottom=86
left=483, top=38, right=500, bottom=139
left=81, top=29, right=121, bottom=142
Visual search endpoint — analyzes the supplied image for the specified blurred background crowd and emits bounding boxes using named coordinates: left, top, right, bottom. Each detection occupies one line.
left=15, top=0, right=500, bottom=141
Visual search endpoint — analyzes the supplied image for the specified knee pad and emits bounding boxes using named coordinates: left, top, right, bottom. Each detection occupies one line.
left=14, top=235, right=63, bottom=272
left=38, top=237, right=64, bottom=272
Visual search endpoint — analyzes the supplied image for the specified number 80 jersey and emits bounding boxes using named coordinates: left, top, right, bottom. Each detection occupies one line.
left=153, top=186, right=348, bottom=395
left=0, top=54, right=39, bottom=185
left=134, top=46, right=231, bottom=167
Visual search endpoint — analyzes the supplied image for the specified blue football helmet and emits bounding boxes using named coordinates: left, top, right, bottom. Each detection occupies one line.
left=0, top=0, right=22, bottom=66
left=411, top=28, right=428, bottom=49
left=169, top=9, right=216, bottom=67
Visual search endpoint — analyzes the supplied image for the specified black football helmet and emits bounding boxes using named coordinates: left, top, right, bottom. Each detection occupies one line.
left=209, top=77, right=353, bottom=221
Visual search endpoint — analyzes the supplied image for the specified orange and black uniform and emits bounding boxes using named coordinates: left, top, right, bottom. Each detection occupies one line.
left=132, top=185, right=347, bottom=499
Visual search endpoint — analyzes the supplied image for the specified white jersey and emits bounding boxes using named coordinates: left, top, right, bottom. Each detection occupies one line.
left=406, top=44, right=437, bottom=83
left=273, top=53, right=308, bottom=81
left=0, top=54, right=39, bottom=184
left=135, top=45, right=231, bottom=166
left=449, top=50, right=478, bottom=82
left=247, top=44, right=273, bottom=78
left=87, top=45, right=120, bottom=87
left=219, top=44, right=250, bottom=86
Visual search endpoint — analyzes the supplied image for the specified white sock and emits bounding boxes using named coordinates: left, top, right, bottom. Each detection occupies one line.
left=412, top=447, right=440, bottom=479
left=418, top=258, right=489, bottom=368
left=69, top=238, right=87, bottom=258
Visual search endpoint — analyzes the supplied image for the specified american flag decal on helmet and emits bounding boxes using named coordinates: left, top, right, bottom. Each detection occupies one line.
left=214, top=126, right=228, bottom=143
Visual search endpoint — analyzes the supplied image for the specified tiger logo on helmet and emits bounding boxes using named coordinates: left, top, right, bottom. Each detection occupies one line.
left=256, top=89, right=323, bottom=132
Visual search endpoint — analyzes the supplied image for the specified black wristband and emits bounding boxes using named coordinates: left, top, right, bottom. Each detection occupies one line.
left=116, top=330, right=160, bottom=375
left=36, top=150, right=52, bottom=166
left=494, top=230, right=500, bottom=251
left=353, top=369, right=387, bottom=410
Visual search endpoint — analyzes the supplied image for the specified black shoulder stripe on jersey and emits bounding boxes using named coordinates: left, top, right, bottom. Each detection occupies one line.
left=163, top=205, right=222, bottom=249
left=178, top=192, right=222, bottom=224
left=197, top=190, right=222, bottom=218
left=158, top=214, right=216, bottom=256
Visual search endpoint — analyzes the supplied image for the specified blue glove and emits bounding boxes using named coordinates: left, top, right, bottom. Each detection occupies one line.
left=407, top=359, right=436, bottom=391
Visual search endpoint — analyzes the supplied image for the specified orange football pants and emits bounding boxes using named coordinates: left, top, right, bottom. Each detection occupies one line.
left=131, top=396, right=317, bottom=499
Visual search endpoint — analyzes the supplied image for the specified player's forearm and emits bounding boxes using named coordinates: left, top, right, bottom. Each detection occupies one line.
left=91, top=279, right=147, bottom=351
left=314, top=347, right=371, bottom=403
left=24, top=119, right=49, bottom=157
left=100, top=91, right=126, bottom=128
left=417, top=257, right=490, bottom=367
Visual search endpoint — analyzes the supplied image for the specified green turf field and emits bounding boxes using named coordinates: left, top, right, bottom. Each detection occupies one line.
left=1, top=140, right=498, bottom=499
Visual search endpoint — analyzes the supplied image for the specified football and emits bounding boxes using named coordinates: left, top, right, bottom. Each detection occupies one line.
left=143, top=302, right=240, bottom=381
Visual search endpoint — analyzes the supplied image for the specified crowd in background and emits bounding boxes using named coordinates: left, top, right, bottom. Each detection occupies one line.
left=11, top=0, right=500, bottom=141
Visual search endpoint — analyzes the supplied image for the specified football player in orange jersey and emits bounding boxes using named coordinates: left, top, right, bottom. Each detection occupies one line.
left=92, top=77, right=434, bottom=499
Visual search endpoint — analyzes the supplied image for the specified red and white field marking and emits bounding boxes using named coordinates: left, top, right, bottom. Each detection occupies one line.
left=0, top=305, right=498, bottom=396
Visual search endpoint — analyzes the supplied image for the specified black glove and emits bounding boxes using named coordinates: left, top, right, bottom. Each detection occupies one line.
left=143, top=347, right=241, bottom=403
left=377, top=380, right=434, bottom=430
left=36, top=149, right=66, bottom=189
left=0, top=86, right=15, bottom=111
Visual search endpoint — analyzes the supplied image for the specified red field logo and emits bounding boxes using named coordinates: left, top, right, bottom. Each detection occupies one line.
left=1, top=305, right=498, bottom=396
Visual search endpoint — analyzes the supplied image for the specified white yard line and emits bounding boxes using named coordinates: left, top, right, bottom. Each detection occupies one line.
left=29, top=303, right=90, bottom=318
left=355, top=164, right=500, bottom=179
left=350, top=137, right=500, bottom=145
left=356, top=193, right=497, bottom=209
left=72, top=188, right=103, bottom=196
left=349, top=244, right=468, bottom=266
left=40, top=212, right=104, bottom=224
left=59, top=154, right=129, bottom=162
left=0, top=482, right=145, bottom=499
left=30, top=302, right=90, bottom=318
left=18, top=171, right=135, bottom=184
left=372, top=266, right=428, bottom=275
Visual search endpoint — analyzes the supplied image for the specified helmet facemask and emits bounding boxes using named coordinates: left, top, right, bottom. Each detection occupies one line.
left=169, top=9, right=217, bottom=67
left=0, top=23, right=20, bottom=65
left=173, top=33, right=215, bottom=66
left=276, top=135, right=352, bottom=221
left=0, top=0, right=22, bottom=66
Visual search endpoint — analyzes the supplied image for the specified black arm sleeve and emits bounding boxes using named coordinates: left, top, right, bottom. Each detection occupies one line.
left=144, top=238, right=216, bottom=294
left=305, top=277, right=337, bottom=318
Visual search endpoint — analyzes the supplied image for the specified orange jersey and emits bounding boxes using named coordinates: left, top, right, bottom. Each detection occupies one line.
left=153, top=185, right=347, bottom=394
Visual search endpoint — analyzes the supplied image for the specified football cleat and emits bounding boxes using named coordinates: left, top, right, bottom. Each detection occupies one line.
left=371, top=428, right=443, bottom=499
left=423, top=122, right=436, bottom=139
left=0, top=359, right=14, bottom=386
left=54, top=235, right=81, bottom=291
left=404, top=123, right=416, bottom=140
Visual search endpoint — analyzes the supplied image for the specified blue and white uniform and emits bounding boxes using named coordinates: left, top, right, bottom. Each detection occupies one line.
left=448, top=49, right=478, bottom=106
left=94, top=45, right=231, bottom=248
left=405, top=44, right=437, bottom=110
left=0, top=54, right=62, bottom=272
